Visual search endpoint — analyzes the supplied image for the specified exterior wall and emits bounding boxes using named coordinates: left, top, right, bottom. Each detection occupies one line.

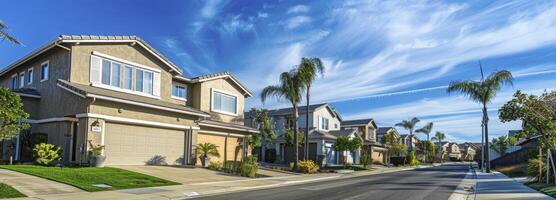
left=312, top=107, right=341, bottom=131
left=70, top=43, right=181, bottom=104
left=191, top=78, right=246, bottom=124
left=195, top=133, right=245, bottom=164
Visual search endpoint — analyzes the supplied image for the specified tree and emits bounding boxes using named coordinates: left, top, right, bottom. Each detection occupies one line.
left=0, top=20, right=20, bottom=45
left=333, top=136, right=362, bottom=167
left=434, top=131, right=446, bottom=161
left=448, top=69, right=513, bottom=172
left=284, top=128, right=304, bottom=147
left=381, top=131, right=404, bottom=165
left=248, top=108, right=276, bottom=160
left=416, top=122, right=433, bottom=163
left=499, top=90, right=556, bottom=183
left=0, top=88, right=30, bottom=141
left=197, top=142, right=220, bottom=167
left=261, top=70, right=305, bottom=170
left=424, top=141, right=436, bottom=163
left=395, top=117, right=420, bottom=151
left=297, top=57, right=324, bottom=160
left=490, top=135, right=517, bottom=156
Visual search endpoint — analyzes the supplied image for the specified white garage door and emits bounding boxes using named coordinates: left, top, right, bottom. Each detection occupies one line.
left=104, top=123, right=185, bottom=165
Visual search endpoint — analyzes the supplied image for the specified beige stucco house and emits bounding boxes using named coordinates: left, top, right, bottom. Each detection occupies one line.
left=0, top=35, right=257, bottom=166
left=341, top=119, right=387, bottom=164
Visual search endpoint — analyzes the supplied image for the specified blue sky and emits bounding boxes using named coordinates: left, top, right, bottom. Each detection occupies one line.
left=2, top=0, right=556, bottom=143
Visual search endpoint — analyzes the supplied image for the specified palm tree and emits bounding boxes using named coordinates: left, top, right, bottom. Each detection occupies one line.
left=434, top=131, right=446, bottom=161
left=448, top=69, right=513, bottom=172
left=261, top=71, right=305, bottom=170
left=197, top=142, right=220, bottom=167
left=248, top=108, right=276, bottom=161
left=0, top=20, right=21, bottom=45
left=416, top=122, right=433, bottom=163
left=395, top=117, right=420, bottom=152
left=297, top=57, right=324, bottom=160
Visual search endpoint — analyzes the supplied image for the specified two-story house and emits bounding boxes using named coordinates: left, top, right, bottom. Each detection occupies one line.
left=246, top=103, right=362, bottom=165
left=439, top=142, right=462, bottom=160
left=0, top=35, right=257, bottom=166
left=341, top=119, right=387, bottom=164
left=400, top=134, right=420, bottom=152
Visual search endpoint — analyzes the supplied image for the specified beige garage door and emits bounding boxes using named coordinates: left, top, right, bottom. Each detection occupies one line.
left=104, top=123, right=185, bottom=165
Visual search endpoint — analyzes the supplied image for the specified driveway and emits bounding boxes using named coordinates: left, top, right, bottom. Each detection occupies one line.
left=113, top=166, right=246, bottom=184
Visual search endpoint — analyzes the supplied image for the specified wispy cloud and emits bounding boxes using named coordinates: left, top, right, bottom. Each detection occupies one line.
left=287, top=5, right=310, bottom=14
left=286, top=16, right=312, bottom=29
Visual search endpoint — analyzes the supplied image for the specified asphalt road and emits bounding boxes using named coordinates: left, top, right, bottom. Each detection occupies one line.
left=197, top=163, right=469, bottom=200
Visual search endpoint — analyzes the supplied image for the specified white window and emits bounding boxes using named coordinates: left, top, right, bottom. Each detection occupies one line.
left=111, top=63, right=121, bottom=87
left=19, top=73, right=25, bottom=88
left=135, top=69, right=144, bottom=92
left=172, top=83, right=187, bottom=100
left=144, top=71, right=153, bottom=95
left=212, top=89, right=237, bottom=115
left=101, top=60, right=121, bottom=87
left=321, top=117, right=329, bottom=130
left=11, top=75, right=17, bottom=89
left=27, top=68, right=33, bottom=84
left=123, top=66, right=132, bottom=90
left=40, top=61, right=49, bottom=81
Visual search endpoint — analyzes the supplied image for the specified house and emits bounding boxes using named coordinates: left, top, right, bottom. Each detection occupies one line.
left=0, top=35, right=257, bottom=166
left=245, top=103, right=362, bottom=165
left=341, top=119, right=388, bottom=164
left=458, top=143, right=477, bottom=161
left=439, top=142, right=462, bottom=160
left=400, top=134, right=420, bottom=151
left=376, top=127, right=400, bottom=144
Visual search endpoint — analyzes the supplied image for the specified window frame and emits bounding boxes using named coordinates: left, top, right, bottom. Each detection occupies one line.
left=27, top=68, right=33, bottom=85
left=18, top=72, right=25, bottom=88
left=40, top=61, right=49, bottom=82
left=171, top=82, right=188, bottom=101
left=211, top=88, right=239, bottom=116
left=11, top=74, right=17, bottom=90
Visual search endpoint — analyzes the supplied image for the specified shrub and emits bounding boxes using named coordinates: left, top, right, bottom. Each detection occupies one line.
left=527, top=158, right=545, bottom=178
left=298, top=160, right=319, bottom=174
left=208, top=161, right=222, bottom=171
left=223, top=161, right=242, bottom=174
left=265, top=149, right=277, bottom=163
left=289, top=162, right=295, bottom=171
left=33, top=143, right=62, bottom=166
left=360, top=153, right=372, bottom=169
left=407, top=151, right=420, bottom=166
left=240, top=155, right=259, bottom=178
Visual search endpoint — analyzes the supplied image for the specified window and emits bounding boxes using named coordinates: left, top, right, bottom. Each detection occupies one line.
left=19, top=73, right=25, bottom=88
left=123, top=66, right=132, bottom=90
left=101, top=60, right=121, bottom=87
left=11, top=75, right=17, bottom=89
left=101, top=60, right=111, bottom=85
left=321, top=117, right=329, bottom=130
left=334, top=123, right=338, bottom=129
left=172, top=83, right=187, bottom=100
left=27, top=68, right=33, bottom=84
left=212, top=89, right=237, bottom=115
left=144, top=71, right=153, bottom=95
left=135, top=69, right=144, bottom=92
left=40, top=61, right=49, bottom=81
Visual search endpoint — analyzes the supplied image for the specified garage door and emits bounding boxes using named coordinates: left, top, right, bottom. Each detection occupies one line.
left=104, top=123, right=185, bottom=165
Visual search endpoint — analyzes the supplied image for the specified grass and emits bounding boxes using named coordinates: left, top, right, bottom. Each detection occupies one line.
left=527, top=182, right=556, bottom=198
left=0, top=183, right=26, bottom=199
left=0, top=165, right=179, bottom=192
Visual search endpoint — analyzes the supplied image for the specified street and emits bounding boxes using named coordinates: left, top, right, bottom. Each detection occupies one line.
left=196, top=164, right=469, bottom=200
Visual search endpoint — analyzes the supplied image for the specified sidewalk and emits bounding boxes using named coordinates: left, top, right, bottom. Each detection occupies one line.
left=475, top=171, right=554, bottom=200
left=0, top=169, right=82, bottom=196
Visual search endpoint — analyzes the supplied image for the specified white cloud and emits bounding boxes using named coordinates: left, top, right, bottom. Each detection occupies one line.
left=220, top=15, right=254, bottom=34
left=287, top=5, right=310, bottom=14
left=258, top=12, right=269, bottom=18
left=201, top=0, right=225, bottom=19
left=286, top=16, right=312, bottom=29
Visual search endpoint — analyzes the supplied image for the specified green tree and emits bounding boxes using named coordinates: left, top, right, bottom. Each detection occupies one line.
left=499, top=90, right=556, bottom=182
left=448, top=69, right=513, bottom=172
left=395, top=117, right=420, bottom=151
left=0, top=20, right=20, bottom=45
left=248, top=108, right=276, bottom=150
left=381, top=131, right=404, bottom=165
left=333, top=136, right=350, bottom=167
left=284, top=128, right=304, bottom=147
left=416, top=122, right=433, bottom=163
left=0, top=88, right=30, bottom=141
left=490, top=135, right=517, bottom=156
left=424, top=141, right=436, bottom=163
left=297, top=57, right=324, bottom=160
left=434, top=131, right=446, bottom=161
left=261, top=70, right=305, bottom=170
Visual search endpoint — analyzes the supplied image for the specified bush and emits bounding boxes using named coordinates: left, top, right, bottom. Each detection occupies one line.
left=223, top=161, right=242, bottom=174
left=527, top=158, right=545, bottom=178
left=298, top=160, right=319, bottom=174
left=289, top=162, right=295, bottom=171
left=241, top=163, right=258, bottom=178
left=265, top=149, right=277, bottom=163
left=408, top=151, right=420, bottom=166
left=221, top=156, right=259, bottom=178
left=208, top=161, right=222, bottom=171
left=33, top=143, right=62, bottom=166
left=360, top=153, right=372, bottom=169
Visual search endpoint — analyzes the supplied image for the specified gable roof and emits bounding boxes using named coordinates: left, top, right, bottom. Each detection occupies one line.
left=1, top=35, right=183, bottom=77
left=188, top=71, right=252, bottom=97
left=57, top=79, right=210, bottom=117
left=266, top=103, right=342, bottom=121
left=341, top=118, right=376, bottom=128
left=329, top=129, right=358, bottom=138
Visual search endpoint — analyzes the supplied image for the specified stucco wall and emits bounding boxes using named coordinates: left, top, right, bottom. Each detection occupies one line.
left=192, top=78, right=246, bottom=124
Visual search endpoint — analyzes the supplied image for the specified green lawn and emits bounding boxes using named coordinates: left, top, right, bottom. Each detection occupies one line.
left=0, top=183, right=26, bottom=199
left=0, top=165, right=179, bottom=192
left=527, top=183, right=556, bottom=198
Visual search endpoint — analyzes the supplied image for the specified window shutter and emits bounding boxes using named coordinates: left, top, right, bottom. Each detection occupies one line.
left=90, top=55, right=102, bottom=84
left=153, top=72, right=161, bottom=96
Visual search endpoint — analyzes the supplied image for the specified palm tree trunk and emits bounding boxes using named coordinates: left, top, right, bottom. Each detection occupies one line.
left=483, top=105, right=491, bottom=173
left=305, top=85, right=310, bottom=161
left=293, top=104, right=299, bottom=171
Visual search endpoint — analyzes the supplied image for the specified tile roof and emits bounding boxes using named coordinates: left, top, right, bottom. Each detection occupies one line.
left=57, top=79, right=209, bottom=117
left=341, top=118, right=374, bottom=126
left=377, top=127, right=394, bottom=135
left=329, top=129, right=357, bottom=138
left=190, top=71, right=252, bottom=97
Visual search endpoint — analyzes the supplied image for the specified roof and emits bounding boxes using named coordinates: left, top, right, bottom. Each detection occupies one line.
left=329, top=129, right=357, bottom=138
left=275, top=129, right=337, bottom=140
left=341, top=118, right=376, bottom=127
left=57, top=79, right=209, bottom=117
left=189, top=71, right=252, bottom=97
left=265, top=103, right=342, bottom=121
left=377, top=127, right=395, bottom=135
left=198, top=119, right=258, bottom=133
left=12, top=88, right=41, bottom=99
left=1, top=35, right=183, bottom=77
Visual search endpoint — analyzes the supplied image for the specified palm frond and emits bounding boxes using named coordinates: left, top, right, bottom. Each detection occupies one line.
left=0, top=20, right=21, bottom=45
left=416, top=122, right=433, bottom=134
left=260, top=85, right=284, bottom=104
left=447, top=80, right=483, bottom=103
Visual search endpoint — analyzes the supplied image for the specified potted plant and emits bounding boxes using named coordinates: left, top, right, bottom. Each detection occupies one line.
left=197, top=143, right=220, bottom=168
left=88, top=140, right=106, bottom=167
